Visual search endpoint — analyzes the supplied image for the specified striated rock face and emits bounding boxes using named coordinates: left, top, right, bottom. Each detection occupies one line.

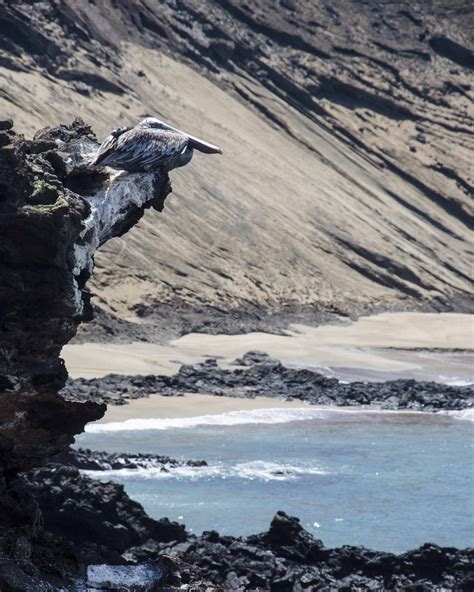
left=0, top=1, right=472, bottom=326
left=0, top=118, right=170, bottom=470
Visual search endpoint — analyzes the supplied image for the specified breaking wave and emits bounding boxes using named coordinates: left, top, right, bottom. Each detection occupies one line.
left=440, top=379, right=474, bottom=387
left=83, top=405, right=474, bottom=438
left=86, top=405, right=453, bottom=434
left=84, top=460, right=329, bottom=482
left=86, top=407, right=335, bottom=433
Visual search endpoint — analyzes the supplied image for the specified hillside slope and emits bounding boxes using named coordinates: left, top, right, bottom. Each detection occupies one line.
left=0, top=0, right=472, bottom=330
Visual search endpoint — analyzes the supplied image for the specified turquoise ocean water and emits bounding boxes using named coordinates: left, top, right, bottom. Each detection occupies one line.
left=77, top=407, right=473, bottom=553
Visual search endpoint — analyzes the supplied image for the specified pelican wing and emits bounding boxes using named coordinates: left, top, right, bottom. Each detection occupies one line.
left=95, top=128, right=189, bottom=171
left=138, top=117, right=222, bottom=154
left=92, top=134, right=118, bottom=166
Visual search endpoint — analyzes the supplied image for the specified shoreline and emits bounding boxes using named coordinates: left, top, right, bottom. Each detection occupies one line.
left=94, top=393, right=470, bottom=427
left=73, top=300, right=474, bottom=346
left=63, top=311, right=474, bottom=381
left=96, top=393, right=312, bottom=423
left=63, top=352, right=474, bottom=413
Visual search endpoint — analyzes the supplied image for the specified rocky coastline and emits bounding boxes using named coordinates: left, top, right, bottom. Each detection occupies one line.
left=0, top=115, right=471, bottom=590
left=52, top=447, right=208, bottom=472
left=1, top=441, right=470, bottom=590
left=13, top=458, right=474, bottom=591
left=63, top=351, right=474, bottom=412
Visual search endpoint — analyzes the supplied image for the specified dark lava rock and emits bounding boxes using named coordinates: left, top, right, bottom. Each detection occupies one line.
left=0, top=118, right=13, bottom=130
left=52, top=447, right=207, bottom=471
left=0, top=119, right=107, bottom=470
left=261, top=511, right=327, bottom=563
left=128, top=511, right=474, bottom=591
left=8, top=465, right=474, bottom=590
left=17, top=465, right=186, bottom=553
left=63, top=351, right=474, bottom=412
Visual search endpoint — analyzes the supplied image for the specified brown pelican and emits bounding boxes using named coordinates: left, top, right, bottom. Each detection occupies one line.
left=92, top=117, right=222, bottom=172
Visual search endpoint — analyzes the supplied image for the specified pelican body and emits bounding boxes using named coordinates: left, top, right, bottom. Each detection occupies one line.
left=92, top=117, right=222, bottom=172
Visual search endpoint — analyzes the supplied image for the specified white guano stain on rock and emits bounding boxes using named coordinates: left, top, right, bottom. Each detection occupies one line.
left=64, top=139, right=158, bottom=315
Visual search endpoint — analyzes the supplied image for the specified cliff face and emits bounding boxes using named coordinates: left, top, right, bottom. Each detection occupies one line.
left=0, top=118, right=170, bottom=469
left=0, top=120, right=172, bottom=587
left=0, top=1, right=472, bottom=328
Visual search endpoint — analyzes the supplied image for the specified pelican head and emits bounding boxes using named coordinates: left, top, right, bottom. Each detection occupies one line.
left=137, top=117, right=168, bottom=129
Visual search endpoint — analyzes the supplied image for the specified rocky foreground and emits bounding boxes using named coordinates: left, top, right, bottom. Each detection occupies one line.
left=63, top=351, right=474, bottom=412
left=0, top=444, right=471, bottom=589
left=10, top=460, right=474, bottom=591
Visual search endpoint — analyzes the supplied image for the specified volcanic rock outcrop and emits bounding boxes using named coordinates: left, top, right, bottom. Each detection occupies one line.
left=0, top=119, right=172, bottom=589
left=0, top=118, right=170, bottom=469
left=63, top=351, right=474, bottom=411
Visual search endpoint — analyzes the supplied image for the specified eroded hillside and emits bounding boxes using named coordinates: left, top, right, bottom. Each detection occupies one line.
left=0, top=0, right=472, bottom=332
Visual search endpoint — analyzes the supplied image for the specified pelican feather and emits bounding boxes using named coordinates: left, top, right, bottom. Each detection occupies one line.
left=92, top=118, right=222, bottom=172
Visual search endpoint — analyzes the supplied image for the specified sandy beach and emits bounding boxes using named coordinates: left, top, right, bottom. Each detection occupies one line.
left=62, top=312, right=474, bottom=381
left=98, top=393, right=309, bottom=424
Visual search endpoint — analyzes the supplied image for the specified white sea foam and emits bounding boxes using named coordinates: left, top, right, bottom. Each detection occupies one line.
left=440, top=379, right=474, bottom=387
left=84, top=460, right=329, bottom=482
left=443, top=408, right=474, bottom=422
left=86, top=406, right=414, bottom=433
left=86, top=407, right=334, bottom=433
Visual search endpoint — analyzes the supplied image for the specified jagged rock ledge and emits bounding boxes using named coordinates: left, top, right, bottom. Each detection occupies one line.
left=53, top=447, right=208, bottom=471
left=14, top=460, right=474, bottom=592
left=0, top=119, right=172, bottom=590
left=0, top=117, right=170, bottom=469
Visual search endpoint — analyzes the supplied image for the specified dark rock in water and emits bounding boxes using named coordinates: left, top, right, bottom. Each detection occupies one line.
left=140, top=511, right=474, bottom=591
left=52, top=447, right=207, bottom=471
left=63, top=351, right=474, bottom=412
